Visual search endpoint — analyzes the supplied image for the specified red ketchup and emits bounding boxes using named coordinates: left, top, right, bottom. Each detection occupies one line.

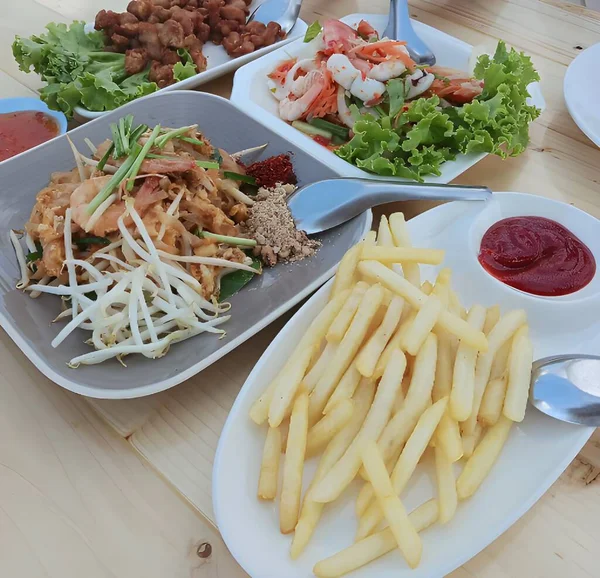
left=0, top=111, right=59, bottom=162
left=478, top=216, right=596, bottom=296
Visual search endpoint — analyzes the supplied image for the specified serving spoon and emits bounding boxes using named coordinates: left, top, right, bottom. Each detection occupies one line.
left=530, top=354, right=600, bottom=427
left=383, top=0, right=436, bottom=66
left=247, top=0, right=303, bottom=35
left=287, top=177, right=491, bottom=235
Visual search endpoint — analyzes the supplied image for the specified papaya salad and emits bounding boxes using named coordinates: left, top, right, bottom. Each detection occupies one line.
left=267, top=19, right=541, bottom=181
left=9, top=117, right=304, bottom=367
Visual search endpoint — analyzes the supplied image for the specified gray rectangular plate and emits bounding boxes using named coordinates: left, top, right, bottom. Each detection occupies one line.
left=0, top=91, right=371, bottom=398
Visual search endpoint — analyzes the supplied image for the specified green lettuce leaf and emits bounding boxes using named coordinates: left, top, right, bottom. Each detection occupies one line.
left=13, top=21, right=159, bottom=117
left=334, top=40, right=541, bottom=180
left=304, top=21, right=322, bottom=43
left=174, top=48, right=198, bottom=81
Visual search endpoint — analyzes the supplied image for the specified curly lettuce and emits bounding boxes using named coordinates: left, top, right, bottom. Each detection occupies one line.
left=336, top=41, right=541, bottom=181
left=13, top=21, right=159, bottom=118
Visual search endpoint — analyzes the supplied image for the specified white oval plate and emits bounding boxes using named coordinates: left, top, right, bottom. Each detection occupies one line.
left=73, top=15, right=308, bottom=121
left=565, top=43, right=600, bottom=148
left=231, top=14, right=545, bottom=184
left=214, top=192, right=597, bottom=578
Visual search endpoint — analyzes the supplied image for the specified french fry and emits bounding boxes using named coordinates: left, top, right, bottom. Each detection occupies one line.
left=457, top=415, right=513, bottom=500
left=313, top=499, right=438, bottom=578
left=311, top=350, right=406, bottom=504
left=268, top=346, right=314, bottom=428
left=436, top=410, right=463, bottom=462
left=389, top=213, right=421, bottom=287
left=448, top=288, right=462, bottom=318
left=483, top=305, right=500, bottom=335
left=421, top=280, right=433, bottom=295
left=360, top=441, right=423, bottom=569
left=357, top=397, right=448, bottom=540
left=330, top=244, right=362, bottom=299
left=357, top=261, right=488, bottom=351
left=479, top=377, right=508, bottom=426
left=393, top=385, right=405, bottom=415
left=303, top=343, right=338, bottom=393
left=376, top=334, right=438, bottom=465
left=434, top=268, right=452, bottom=288
left=327, top=281, right=369, bottom=343
left=462, top=309, right=526, bottom=436
left=364, top=230, right=377, bottom=246
left=306, top=399, right=354, bottom=458
left=356, top=296, right=404, bottom=377
left=280, top=419, right=290, bottom=452
left=280, top=391, right=309, bottom=533
left=432, top=329, right=454, bottom=402
left=324, top=364, right=362, bottom=414
left=401, top=295, right=443, bottom=356
left=449, top=304, right=486, bottom=421
left=490, top=339, right=511, bottom=380
left=309, top=284, right=385, bottom=425
left=291, top=380, right=376, bottom=559
left=435, top=444, right=458, bottom=524
left=461, top=423, right=482, bottom=458
left=257, top=426, right=281, bottom=500
left=250, top=288, right=350, bottom=425
left=361, top=246, right=445, bottom=265
left=377, top=215, right=394, bottom=247
left=503, top=326, right=533, bottom=422
left=373, top=310, right=416, bottom=379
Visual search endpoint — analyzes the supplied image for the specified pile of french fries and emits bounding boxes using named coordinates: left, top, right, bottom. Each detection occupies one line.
left=249, top=212, right=534, bottom=577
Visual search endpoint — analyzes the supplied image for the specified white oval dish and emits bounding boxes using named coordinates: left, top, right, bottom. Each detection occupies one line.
left=213, top=192, right=596, bottom=578
left=231, top=13, right=546, bottom=184
left=73, top=16, right=308, bottom=122
left=564, top=43, right=600, bottom=148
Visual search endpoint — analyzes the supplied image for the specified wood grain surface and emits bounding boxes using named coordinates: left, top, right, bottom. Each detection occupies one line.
left=1, top=1, right=600, bottom=577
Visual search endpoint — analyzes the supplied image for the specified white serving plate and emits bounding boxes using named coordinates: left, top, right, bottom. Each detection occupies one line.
left=231, top=13, right=545, bottom=183
left=214, top=192, right=598, bottom=578
left=73, top=13, right=308, bottom=121
left=564, top=43, right=600, bottom=148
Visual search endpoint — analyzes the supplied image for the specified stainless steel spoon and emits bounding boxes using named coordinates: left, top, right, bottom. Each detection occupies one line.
left=247, top=0, right=303, bottom=35
left=287, top=178, right=491, bottom=235
left=383, top=0, right=436, bottom=66
left=530, top=354, right=600, bottom=427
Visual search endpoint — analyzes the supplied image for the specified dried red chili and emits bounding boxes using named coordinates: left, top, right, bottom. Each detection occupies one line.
left=245, top=154, right=297, bottom=189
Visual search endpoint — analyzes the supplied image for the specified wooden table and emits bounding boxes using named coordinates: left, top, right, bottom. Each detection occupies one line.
left=1, top=1, right=600, bottom=577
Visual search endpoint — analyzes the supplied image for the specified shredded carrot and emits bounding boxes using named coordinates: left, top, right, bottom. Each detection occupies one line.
left=305, top=70, right=338, bottom=119
left=268, top=58, right=297, bottom=84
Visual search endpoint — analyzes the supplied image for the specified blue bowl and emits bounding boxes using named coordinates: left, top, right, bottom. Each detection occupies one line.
left=0, top=97, right=68, bottom=161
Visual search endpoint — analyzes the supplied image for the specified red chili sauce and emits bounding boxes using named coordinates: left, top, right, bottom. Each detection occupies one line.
left=478, top=216, right=596, bottom=296
left=0, top=111, right=59, bottom=162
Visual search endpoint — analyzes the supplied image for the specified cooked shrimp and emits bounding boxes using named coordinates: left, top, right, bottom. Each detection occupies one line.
left=321, top=19, right=362, bottom=55
left=71, top=176, right=167, bottom=236
left=427, top=66, right=483, bottom=104
left=366, top=59, right=407, bottom=81
left=351, top=40, right=414, bottom=67
left=278, top=69, right=327, bottom=121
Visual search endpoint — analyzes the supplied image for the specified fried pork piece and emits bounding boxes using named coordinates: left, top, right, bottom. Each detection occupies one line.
left=125, top=48, right=149, bottom=74
left=127, top=0, right=153, bottom=20
left=159, top=19, right=185, bottom=48
left=138, top=22, right=163, bottom=60
left=149, top=61, right=174, bottom=87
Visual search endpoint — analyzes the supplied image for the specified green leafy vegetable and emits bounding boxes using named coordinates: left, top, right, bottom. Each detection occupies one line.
left=12, top=21, right=158, bottom=118
left=304, top=21, right=322, bottom=43
left=335, top=40, right=541, bottom=181
left=223, top=171, right=257, bottom=185
left=196, top=160, right=220, bottom=169
left=74, top=236, right=111, bottom=247
left=174, top=48, right=198, bottom=81
left=218, top=257, right=261, bottom=302
left=26, top=242, right=43, bottom=263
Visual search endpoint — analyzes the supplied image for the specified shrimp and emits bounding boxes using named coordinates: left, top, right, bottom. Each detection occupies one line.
left=356, top=20, right=379, bottom=42
left=367, top=59, right=407, bottom=81
left=426, top=66, right=483, bottom=104
left=351, top=40, right=415, bottom=67
left=70, top=176, right=166, bottom=236
left=278, top=69, right=328, bottom=121
left=321, top=19, right=363, bottom=55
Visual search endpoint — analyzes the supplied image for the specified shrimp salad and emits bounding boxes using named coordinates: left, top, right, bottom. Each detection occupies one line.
left=9, top=117, right=293, bottom=367
left=268, top=19, right=541, bottom=181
